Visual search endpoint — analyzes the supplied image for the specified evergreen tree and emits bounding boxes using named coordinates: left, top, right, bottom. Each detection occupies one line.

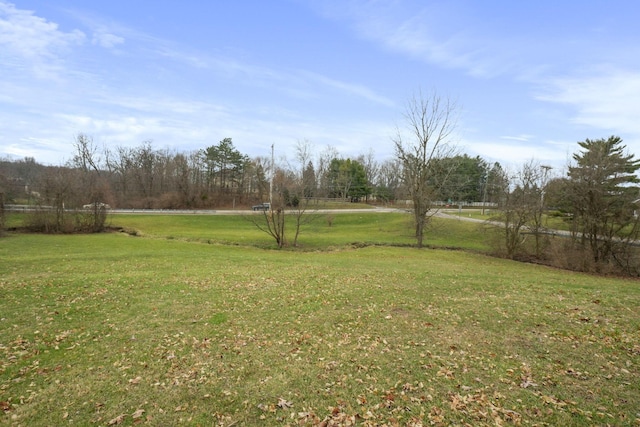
left=567, top=136, right=640, bottom=268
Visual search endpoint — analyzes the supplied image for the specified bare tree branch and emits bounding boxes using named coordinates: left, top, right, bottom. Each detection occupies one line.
left=394, top=89, right=459, bottom=247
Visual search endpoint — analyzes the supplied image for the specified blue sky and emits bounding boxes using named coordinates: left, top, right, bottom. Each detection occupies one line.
left=1, top=0, right=639, bottom=172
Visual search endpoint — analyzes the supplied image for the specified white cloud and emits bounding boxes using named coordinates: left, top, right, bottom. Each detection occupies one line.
left=0, top=1, right=85, bottom=60
left=378, top=15, right=484, bottom=74
left=500, top=134, right=534, bottom=142
left=92, top=31, right=124, bottom=49
left=70, top=12, right=392, bottom=109
left=537, top=69, right=640, bottom=138
left=309, top=0, right=517, bottom=79
left=0, top=1, right=449, bottom=165
left=3, top=137, right=69, bottom=162
left=299, top=71, right=396, bottom=107
left=464, top=138, right=572, bottom=169
left=0, top=1, right=88, bottom=82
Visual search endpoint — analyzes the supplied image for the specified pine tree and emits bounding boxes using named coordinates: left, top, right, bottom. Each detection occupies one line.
left=567, top=136, right=640, bottom=268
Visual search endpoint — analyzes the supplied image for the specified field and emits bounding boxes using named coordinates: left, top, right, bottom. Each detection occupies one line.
left=110, top=212, right=487, bottom=251
left=445, top=209, right=569, bottom=230
left=1, top=213, right=638, bottom=426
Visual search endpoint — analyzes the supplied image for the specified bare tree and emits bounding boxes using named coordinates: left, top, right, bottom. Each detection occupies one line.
left=32, top=166, right=76, bottom=233
left=393, top=90, right=459, bottom=247
left=71, top=133, right=111, bottom=231
left=131, top=142, right=158, bottom=207
left=294, top=139, right=314, bottom=176
left=376, top=159, right=403, bottom=203
left=249, top=160, right=319, bottom=248
left=316, top=145, right=340, bottom=198
left=294, top=139, right=318, bottom=199
left=72, top=133, right=102, bottom=172
left=489, top=161, right=543, bottom=259
left=171, top=151, right=205, bottom=208
left=357, top=148, right=379, bottom=202
left=105, top=145, right=133, bottom=207
left=251, top=168, right=289, bottom=248
left=531, top=164, right=553, bottom=257
left=291, top=139, right=320, bottom=243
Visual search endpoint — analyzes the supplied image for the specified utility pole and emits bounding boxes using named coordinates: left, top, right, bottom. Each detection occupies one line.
left=540, top=165, right=552, bottom=206
left=482, top=176, right=488, bottom=216
left=270, top=144, right=274, bottom=207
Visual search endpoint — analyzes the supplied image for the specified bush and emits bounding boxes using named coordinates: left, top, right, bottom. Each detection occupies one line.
left=75, top=208, right=108, bottom=232
left=544, top=237, right=640, bottom=276
left=25, top=207, right=107, bottom=234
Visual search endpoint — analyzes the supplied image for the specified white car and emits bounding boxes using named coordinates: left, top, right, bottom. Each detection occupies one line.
left=83, top=202, right=111, bottom=209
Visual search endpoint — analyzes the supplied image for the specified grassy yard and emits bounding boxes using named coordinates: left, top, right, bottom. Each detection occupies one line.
left=0, top=214, right=638, bottom=426
left=109, top=212, right=488, bottom=251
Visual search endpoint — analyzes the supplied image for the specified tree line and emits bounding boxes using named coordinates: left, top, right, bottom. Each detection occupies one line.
left=494, top=136, right=640, bottom=275
left=2, top=90, right=640, bottom=275
left=0, top=135, right=502, bottom=213
left=392, top=91, right=640, bottom=275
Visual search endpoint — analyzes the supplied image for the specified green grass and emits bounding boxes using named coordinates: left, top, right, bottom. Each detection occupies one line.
left=1, top=215, right=639, bottom=426
left=305, top=200, right=374, bottom=210
left=2, top=213, right=26, bottom=229
left=109, top=212, right=488, bottom=251
left=446, top=209, right=574, bottom=232
left=446, top=209, right=493, bottom=221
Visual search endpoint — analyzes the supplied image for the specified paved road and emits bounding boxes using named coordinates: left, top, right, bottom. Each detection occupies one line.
left=109, top=206, right=405, bottom=215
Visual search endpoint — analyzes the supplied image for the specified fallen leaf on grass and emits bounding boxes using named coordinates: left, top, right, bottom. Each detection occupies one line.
left=541, top=394, right=567, bottom=407
left=437, top=366, right=455, bottom=379
left=428, top=406, right=444, bottom=423
left=257, top=403, right=276, bottom=413
left=107, top=414, right=126, bottom=425
left=520, top=380, right=538, bottom=388
left=128, top=376, right=142, bottom=385
left=131, top=408, right=145, bottom=419
left=277, top=398, right=293, bottom=409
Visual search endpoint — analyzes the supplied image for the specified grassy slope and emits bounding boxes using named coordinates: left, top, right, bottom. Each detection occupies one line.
left=0, top=214, right=638, bottom=426
left=110, top=212, right=488, bottom=251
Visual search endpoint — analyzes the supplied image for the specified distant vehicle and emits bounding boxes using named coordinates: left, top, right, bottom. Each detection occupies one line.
left=252, top=202, right=270, bottom=211
left=83, top=202, right=111, bottom=209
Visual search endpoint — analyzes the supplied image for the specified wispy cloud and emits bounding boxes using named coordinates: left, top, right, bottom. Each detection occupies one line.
left=309, top=0, right=640, bottom=161
left=464, top=138, right=572, bottom=168
left=0, top=1, right=87, bottom=82
left=66, top=10, right=393, bottom=109
left=374, top=15, right=494, bottom=77
left=3, top=137, right=64, bottom=161
left=1, top=1, right=396, bottom=163
left=536, top=69, right=640, bottom=138
left=299, top=71, right=395, bottom=106
left=500, top=134, right=534, bottom=142
left=91, top=30, right=124, bottom=49
left=308, top=0, right=518, bottom=79
left=0, top=1, right=85, bottom=60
